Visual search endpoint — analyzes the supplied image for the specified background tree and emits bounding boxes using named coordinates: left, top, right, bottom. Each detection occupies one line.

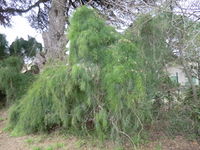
left=0, top=34, right=8, bottom=60
left=0, top=34, right=42, bottom=105
left=9, top=36, right=42, bottom=58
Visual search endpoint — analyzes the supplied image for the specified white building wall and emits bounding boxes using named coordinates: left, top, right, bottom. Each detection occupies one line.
left=166, top=64, right=199, bottom=86
left=167, top=65, right=186, bottom=85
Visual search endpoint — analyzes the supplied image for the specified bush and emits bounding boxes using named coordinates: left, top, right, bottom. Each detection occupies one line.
left=9, top=7, right=152, bottom=141
left=0, top=56, right=35, bottom=104
left=153, top=86, right=200, bottom=138
left=183, top=86, right=200, bottom=136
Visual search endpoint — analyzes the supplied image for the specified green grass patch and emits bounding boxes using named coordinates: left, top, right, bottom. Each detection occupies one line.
left=32, top=146, right=43, bottom=150
left=25, top=138, right=35, bottom=145
left=0, top=117, right=4, bottom=121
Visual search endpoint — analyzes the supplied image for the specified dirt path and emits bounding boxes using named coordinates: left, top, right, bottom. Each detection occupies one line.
left=0, top=109, right=29, bottom=150
left=0, top=109, right=200, bottom=150
left=0, top=133, right=29, bottom=150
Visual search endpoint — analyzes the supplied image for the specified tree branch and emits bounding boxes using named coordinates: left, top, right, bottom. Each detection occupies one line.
left=0, top=0, right=50, bottom=14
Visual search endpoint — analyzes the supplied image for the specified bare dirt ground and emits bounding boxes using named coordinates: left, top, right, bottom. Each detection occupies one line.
left=0, top=109, right=29, bottom=150
left=0, top=109, right=200, bottom=150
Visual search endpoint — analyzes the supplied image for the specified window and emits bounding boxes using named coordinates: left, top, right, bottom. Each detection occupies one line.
left=170, top=76, right=178, bottom=83
left=170, top=72, right=178, bottom=83
left=185, top=77, right=198, bottom=86
left=192, top=77, right=198, bottom=85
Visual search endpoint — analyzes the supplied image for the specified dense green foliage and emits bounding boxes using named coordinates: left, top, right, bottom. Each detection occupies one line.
left=182, top=86, right=200, bottom=136
left=9, top=37, right=42, bottom=58
left=0, top=56, right=35, bottom=104
left=153, top=86, right=200, bottom=138
left=9, top=7, right=152, bottom=141
left=68, top=7, right=118, bottom=65
left=0, top=34, right=8, bottom=59
left=125, top=13, right=200, bottom=139
left=0, top=35, right=42, bottom=104
left=126, top=14, right=173, bottom=99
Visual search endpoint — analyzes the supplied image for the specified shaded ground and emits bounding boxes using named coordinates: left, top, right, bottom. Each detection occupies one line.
left=140, top=136, right=200, bottom=150
left=0, top=109, right=200, bottom=150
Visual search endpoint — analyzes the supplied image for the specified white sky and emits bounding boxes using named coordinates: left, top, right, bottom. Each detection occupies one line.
left=0, top=16, right=43, bottom=46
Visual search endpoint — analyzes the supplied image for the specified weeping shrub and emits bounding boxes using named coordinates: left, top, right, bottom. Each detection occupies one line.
left=9, top=62, right=102, bottom=134
left=9, top=6, right=152, bottom=140
left=9, top=64, right=66, bottom=133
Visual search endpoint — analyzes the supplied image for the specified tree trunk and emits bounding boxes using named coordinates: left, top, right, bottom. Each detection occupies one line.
left=42, top=0, right=68, bottom=61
